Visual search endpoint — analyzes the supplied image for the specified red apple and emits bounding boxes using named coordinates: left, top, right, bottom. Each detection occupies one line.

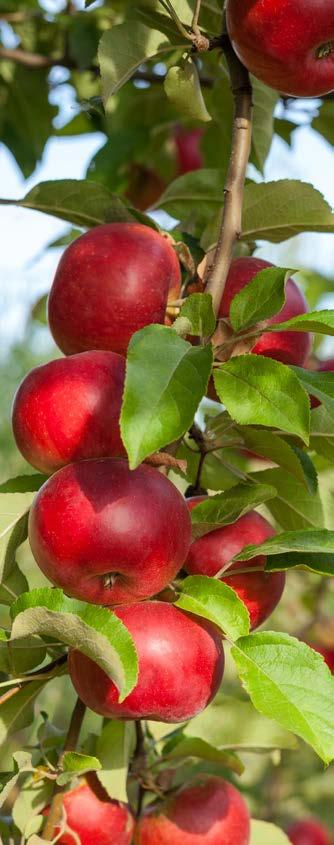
left=12, top=351, right=126, bottom=474
left=43, top=781, right=134, bottom=845
left=185, top=500, right=285, bottom=630
left=309, top=642, right=334, bottom=673
left=310, top=358, right=334, bottom=409
left=174, top=127, right=204, bottom=174
left=219, top=257, right=311, bottom=367
left=48, top=223, right=181, bottom=356
left=226, top=0, right=334, bottom=98
left=134, top=775, right=250, bottom=845
left=287, top=819, right=332, bottom=845
left=69, top=601, right=225, bottom=721
left=28, top=458, right=191, bottom=605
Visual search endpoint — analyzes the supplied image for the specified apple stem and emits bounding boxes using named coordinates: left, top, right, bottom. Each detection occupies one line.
left=204, top=24, right=253, bottom=320
left=42, top=697, right=86, bottom=840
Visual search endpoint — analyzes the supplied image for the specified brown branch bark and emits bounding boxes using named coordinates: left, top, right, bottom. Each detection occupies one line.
left=204, top=37, right=253, bottom=318
left=42, top=697, right=86, bottom=840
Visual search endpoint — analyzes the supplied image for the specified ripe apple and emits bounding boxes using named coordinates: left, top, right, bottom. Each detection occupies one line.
left=43, top=781, right=134, bottom=845
left=174, top=127, right=204, bottom=174
left=134, top=775, right=250, bottom=844
left=185, top=500, right=285, bottom=630
left=310, top=358, right=334, bottom=408
left=48, top=223, right=181, bottom=356
left=226, top=0, right=334, bottom=98
left=219, top=257, right=311, bottom=367
left=287, top=818, right=332, bottom=845
left=28, top=458, right=191, bottom=605
left=69, top=601, right=225, bottom=721
left=12, top=351, right=126, bottom=474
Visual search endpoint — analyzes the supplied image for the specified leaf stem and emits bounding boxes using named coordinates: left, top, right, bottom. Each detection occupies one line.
left=191, top=0, right=202, bottom=35
left=158, top=0, right=194, bottom=40
left=42, top=697, right=86, bottom=840
left=205, top=27, right=253, bottom=319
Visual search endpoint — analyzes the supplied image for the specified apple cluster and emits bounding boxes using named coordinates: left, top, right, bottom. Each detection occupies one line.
left=12, top=222, right=315, bottom=844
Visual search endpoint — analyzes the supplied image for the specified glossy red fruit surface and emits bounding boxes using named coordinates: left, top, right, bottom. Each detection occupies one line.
left=288, top=818, right=332, bottom=845
left=226, top=0, right=334, bottom=98
left=12, top=351, right=125, bottom=474
left=174, top=128, right=204, bottom=174
left=310, top=358, right=334, bottom=408
left=44, top=783, right=134, bottom=845
left=134, top=776, right=250, bottom=845
left=69, top=601, right=225, bottom=721
left=48, top=223, right=181, bottom=356
left=28, top=459, right=191, bottom=605
left=219, top=257, right=311, bottom=367
left=186, top=500, right=285, bottom=630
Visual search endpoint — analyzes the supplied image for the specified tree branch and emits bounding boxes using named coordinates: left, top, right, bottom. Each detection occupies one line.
left=42, top=697, right=86, bottom=840
left=204, top=35, right=253, bottom=318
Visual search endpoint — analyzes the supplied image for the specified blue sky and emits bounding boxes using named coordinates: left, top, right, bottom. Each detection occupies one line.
left=0, top=79, right=334, bottom=355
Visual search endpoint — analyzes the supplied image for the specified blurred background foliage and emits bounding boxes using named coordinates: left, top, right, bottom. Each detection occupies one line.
left=1, top=0, right=334, bottom=839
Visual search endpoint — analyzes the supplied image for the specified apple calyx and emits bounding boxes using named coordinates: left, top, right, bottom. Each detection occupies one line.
left=317, top=41, right=334, bottom=60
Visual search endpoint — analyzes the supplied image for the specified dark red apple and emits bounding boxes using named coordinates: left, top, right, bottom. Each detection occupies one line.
left=43, top=781, right=134, bottom=845
left=310, top=358, right=334, bottom=409
left=226, top=0, right=334, bottom=98
left=174, top=128, right=204, bottom=174
left=12, top=351, right=126, bottom=474
left=287, top=818, right=332, bottom=845
left=309, top=642, right=334, bottom=673
left=185, top=500, right=285, bottom=630
left=28, top=458, right=191, bottom=605
left=48, top=223, right=181, bottom=356
left=219, top=257, right=311, bottom=367
left=134, top=775, right=250, bottom=844
left=69, top=601, right=225, bottom=721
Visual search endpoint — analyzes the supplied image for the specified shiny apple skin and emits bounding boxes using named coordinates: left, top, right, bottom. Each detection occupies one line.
left=12, top=351, right=126, bottom=474
left=48, top=223, right=181, bottom=356
left=69, top=601, right=225, bottom=722
left=185, top=499, right=285, bottom=630
left=287, top=818, right=332, bottom=845
left=28, top=458, right=191, bottom=605
left=174, top=128, right=204, bottom=174
left=44, top=783, right=134, bottom=845
left=219, top=257, right=311, bottom=367
left=134, top=776, right=250, bottom=845
left=226, top=0, right=334, bottom=98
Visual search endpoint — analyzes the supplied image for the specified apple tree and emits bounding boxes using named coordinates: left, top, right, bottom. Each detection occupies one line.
left=1, top=0, right=334, bottom=843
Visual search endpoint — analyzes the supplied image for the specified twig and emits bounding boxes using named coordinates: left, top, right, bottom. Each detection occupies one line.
left=205, top=30, right=253, bottom=318
left=42, top=697, right=86, bottom=840
left=191, top=0, right=202, bottom=35
left=158, top=0, right=194, bottom=40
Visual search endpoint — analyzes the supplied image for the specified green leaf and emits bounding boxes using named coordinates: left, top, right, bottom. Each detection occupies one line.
left=240, top=428, right=316, bottom=491
left=156, top=169, right=225, bottom=235
left=0, top=180, right=144, bottom=229
left=162, top=735, right=244, bottom=775
left=213, top=356, right=310, bottom=445
left=190, top=483, right=276, bottom=538
left=174, top=575, right=250, bottom=640
left=241, top=180, right=334, bottom=243
left=229, top=267, right=292, bottom=332
left=182, top=695, right=297, bottom=752
left=310, top=405, right=334, bottom=462
left=250, top=820, right=290, bottom=844
left=249, top=468, right=324, bottom=531
left=250, top=78, right=279, bottom=173
left=31, top=295, right=47, bottom=326
left=11, top=588, right=138, bottom=702
left=234, top=529, right=334, bottom=576
left=164, top=59, right=211, bottom=122
left=0, top=680, right=55, bottom=745
left=231, top=632, right=334, bottom=763
left=99, top=15, right=187, bottom=104
left=293, top=367, right=334, bottom=418
left=57, top=752, right=101, bottom=785
left=175, top=293, right=216, bottom=337
left=96, top=721, right=136, bottom=802
left=0, top=635, right=46, bottom=675
left=0, top=67, right=57, bottom=178
left=268, top=309, right=334, bottom=336
left=312, top=100, right=334, bottom=146
left=0, top=752, right=33, bottom=809
left=12, top=777, right=53, bottom=836
left=0, top=474, right=46, bottom=585
left=121, top=325, right=213, bottom=469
